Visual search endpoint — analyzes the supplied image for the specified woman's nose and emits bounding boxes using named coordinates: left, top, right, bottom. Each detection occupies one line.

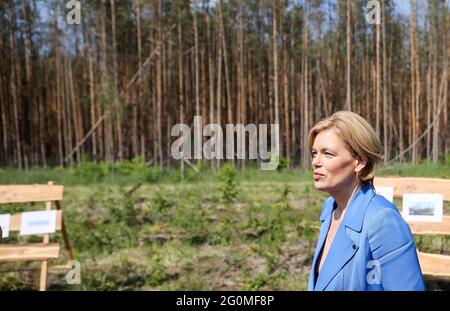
left=312, top=155, right=321, bottom=168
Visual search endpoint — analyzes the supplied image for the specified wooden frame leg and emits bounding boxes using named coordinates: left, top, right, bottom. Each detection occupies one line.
left=39, top=260, right=48, bottom=291
left=39, top=181, right=53, bottom=291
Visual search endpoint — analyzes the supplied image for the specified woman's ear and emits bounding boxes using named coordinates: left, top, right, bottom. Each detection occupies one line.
left=354, top=156, right=367, bottom=173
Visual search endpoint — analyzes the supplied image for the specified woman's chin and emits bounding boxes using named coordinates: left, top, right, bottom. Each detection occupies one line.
left=313, top=181, right=327, bottom=191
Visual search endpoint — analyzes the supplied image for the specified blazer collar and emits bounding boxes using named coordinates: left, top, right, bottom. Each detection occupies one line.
left=320, top=182, right=376, bottom=231
left=313, top=183, right=376, bottom=290
left=319, top=197, right=334, bottom=222
left=341, top=183, right=376, bottom=232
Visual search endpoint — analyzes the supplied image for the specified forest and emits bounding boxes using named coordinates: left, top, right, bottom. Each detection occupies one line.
left=0, top=0, right=448, bottom=170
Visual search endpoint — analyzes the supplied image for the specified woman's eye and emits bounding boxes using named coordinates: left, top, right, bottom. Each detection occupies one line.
left=325, top=152, right=334, bottom=158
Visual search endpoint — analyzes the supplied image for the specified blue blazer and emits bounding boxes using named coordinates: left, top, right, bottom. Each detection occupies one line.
left=308, top=183, right=426, bottom=291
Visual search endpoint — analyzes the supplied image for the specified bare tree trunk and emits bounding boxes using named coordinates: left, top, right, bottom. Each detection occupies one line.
left=8, top=0, right=22, bottom=169
left=272, top=0, right=280, bottom=156
left=68, top=60, right=81, bottom=164
left=152, top=26, right=158, bottom=165
left=134, top=0, right=143, bottom=158
left=444, top=3, right=449, bottom=157
left=302, top=0, right=309, bottom=169
left=382, top=0, right=388, bottom=164
left=238, top=0, right=247, bottom=168
left=193, top=7, right=200, bottom=118
left=375, top=3, right=381, bottom=137
left=200, top=43, right=207, bottom=128
left=216, top=2, right=224, bottom=168
left=315, top=8, right=327, bottom=120
left=431, top=2, right=440, bottom=164
left=282, top=3, right=290, bottom=167
left=247, top=50, right=254, bottom=124
left=85, top=16, right=97, bottom=162
left=218, top=0, right=231, bottom=168
left=333, top=0, right=341, bottom=116
left=38, top=86, right=46, bottom=167
left=290, top=17, right=296, bottom=166
left=110, top=0, right=122, bottom=161
left=218, top=1, right=232, bottom=132
left=22, top=1, right=37, bottom=165
left=100, top=0, right=111, bottom=161
left=178, top=8, right=185, bottom=174
left=426, top=19, right=432, bottom=160
left=409, top=0, right=420, bottom=164
left=346, top=0, right=352, bottom=111
left=206, top=12, right=214, bottom=128
left=55, top=30, right=64, bottom=166
left=0, top=53, right=7, bottom=164
left=63, top=58, right=72, bottom=166
left=157, top=0, right=163, bottom=168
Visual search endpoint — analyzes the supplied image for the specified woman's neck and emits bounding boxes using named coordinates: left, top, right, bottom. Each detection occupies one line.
left=332, top=182, right=360, bottom=217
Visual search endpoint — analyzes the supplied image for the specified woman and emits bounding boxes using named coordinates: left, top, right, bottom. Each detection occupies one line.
left=307, top=111, right=425, bottom=291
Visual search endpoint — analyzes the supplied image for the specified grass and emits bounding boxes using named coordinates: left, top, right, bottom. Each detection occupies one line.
left=0, top=159, right=448, bottom=290
left=0, top=155, right=448, bottom=185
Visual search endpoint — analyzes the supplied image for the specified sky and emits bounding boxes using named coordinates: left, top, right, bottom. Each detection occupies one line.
left=393, top=0, right=410, bottom=15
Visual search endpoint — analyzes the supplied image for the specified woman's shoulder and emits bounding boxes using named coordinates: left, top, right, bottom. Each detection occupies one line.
left=367, top=191, right=398, bottom=216
left=364, top=191, right=413, bottom=240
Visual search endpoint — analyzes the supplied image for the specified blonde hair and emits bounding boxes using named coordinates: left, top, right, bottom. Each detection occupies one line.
left=308, top=111, right=383, bottom=184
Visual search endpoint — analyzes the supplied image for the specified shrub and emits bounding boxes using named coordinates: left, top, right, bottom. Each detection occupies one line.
left=151, top=191, right=173, bottom=212
left=218, top=164, right=239, bottom=204
left=276, top=156, right=290, bottom=171
left=105, top=187, right=139, bottom=226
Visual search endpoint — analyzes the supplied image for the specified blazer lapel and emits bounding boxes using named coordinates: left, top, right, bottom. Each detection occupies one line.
left=314, top=220, right=359, bottom=291
left=309, top=198, right=334, bottom=290
left=314, top=183, right=376, bottom=291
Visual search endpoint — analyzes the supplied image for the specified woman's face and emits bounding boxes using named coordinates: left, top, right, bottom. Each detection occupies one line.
left=311, top=129, right=364, bottom=195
